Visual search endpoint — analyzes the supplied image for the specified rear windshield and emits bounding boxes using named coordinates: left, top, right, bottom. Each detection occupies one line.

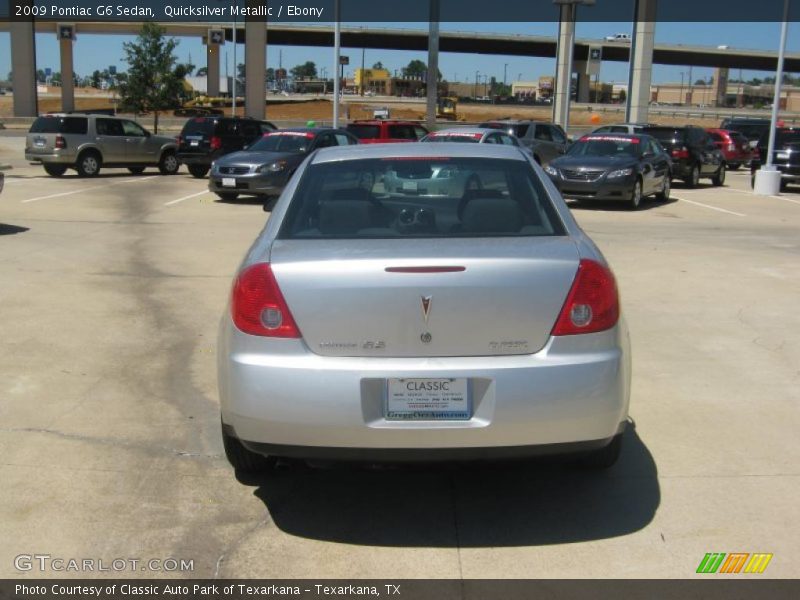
left=180, top=118, right=222, bottom=136
left=775, top=130, right=800, bottom=145
left=642, top=128, right=685, bottom=144
left=30, top=116, right=88, bottom=134
left=346, top=124, right=381, bottom=139
left=279, top=157, right=565, bottom=240
left=726, top=122, right=768, bottom=140
left=569, top=136, right=641, bottom=157
left=249, top=132, right=313, bottom=153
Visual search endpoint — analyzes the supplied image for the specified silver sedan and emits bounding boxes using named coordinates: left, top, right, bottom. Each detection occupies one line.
left=218, top=143, right=631, bottom=471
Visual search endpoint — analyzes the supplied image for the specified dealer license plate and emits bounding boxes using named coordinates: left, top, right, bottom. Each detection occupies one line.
left=386, top=378, right=470, bottom=421
left=222, top=177, right=236, bottom=188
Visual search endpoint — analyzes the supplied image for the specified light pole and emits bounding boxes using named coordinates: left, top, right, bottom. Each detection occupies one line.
left=475, top=70, right=480, bottom=98
left=503, top=63, right=508, bottom=87
left=232, top=15, right=237, bottom=115
left=754, top=0, right=791, bottom=195
left=333, top=0, right=341, bottom=127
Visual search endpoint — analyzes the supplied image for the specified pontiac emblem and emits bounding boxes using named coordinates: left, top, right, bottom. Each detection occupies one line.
left=421, top=295, right=432, bottom=324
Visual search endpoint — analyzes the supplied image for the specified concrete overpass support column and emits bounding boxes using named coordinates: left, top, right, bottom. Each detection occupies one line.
left=244, top=13, right=267, bottom=119
left=575, top=61, right=590, bottom=103
left=426, top=0, right=440, bottom=128
left=553, top=6, right=575, bottom=128
left=59, top=37, right=75, bottom=113
left=207, top=42, right=221, bottom=97
left=10, top=21, right=38, bottom=117
left=625, top=0, right=657, bottom=124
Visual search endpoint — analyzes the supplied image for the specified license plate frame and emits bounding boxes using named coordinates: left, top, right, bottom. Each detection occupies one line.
left=385, top=378, right=471, bottom=421
left=222, top=177, right=237, bottom=188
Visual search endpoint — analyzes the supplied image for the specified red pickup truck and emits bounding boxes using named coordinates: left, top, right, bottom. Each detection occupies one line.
left=345, top=120, right=429, bottom=144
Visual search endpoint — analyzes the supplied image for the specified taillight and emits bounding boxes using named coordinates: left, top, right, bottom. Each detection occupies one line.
left=671, top=146, right=689, bottom=159
left=55, top=135, right=66, bottom=149
left=210, top=136, right=222, bottom=150
left=231, top=263, right=301, bottom=338
left=552, top=259, right=619, bottom=336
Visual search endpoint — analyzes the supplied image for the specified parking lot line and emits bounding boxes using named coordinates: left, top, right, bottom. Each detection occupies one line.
left=722, top=186, right=800, bottom=205
left=21, top=187, right=96, bottom=204
left=676, top=197, right=746, bottom=217
left=164, top=190, right=212, bottom=206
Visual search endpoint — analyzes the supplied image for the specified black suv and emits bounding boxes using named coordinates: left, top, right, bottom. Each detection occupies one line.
left=177, top=116, right=277, bottom=178
left=750, top=127, right=800, bottom=190
left=719, top=118, right=770, bottom=148
left=640, top=126, right=725, bottom=187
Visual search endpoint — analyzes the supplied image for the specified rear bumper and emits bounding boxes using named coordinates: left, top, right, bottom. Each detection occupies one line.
left=218, top=321, right=631, bottom=456
left=177, top=153, right=213, bottom=166
left=25, top=151, right=76, bottom=164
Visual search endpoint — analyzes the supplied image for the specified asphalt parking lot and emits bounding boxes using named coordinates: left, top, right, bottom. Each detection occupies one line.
left=1, top=131, right=798, bottom=579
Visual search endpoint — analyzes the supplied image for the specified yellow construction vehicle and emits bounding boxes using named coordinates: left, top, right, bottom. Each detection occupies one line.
left=173, top=95, right=228, bottom=117
left=436, top=96, right=459, bottom=121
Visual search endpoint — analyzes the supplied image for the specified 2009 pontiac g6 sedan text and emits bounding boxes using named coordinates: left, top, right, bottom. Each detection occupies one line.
left=218, top=143, right=631, bottom=471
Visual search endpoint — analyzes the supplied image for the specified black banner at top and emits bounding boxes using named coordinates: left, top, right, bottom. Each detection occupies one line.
left=3, top=0, right=800, bottom=23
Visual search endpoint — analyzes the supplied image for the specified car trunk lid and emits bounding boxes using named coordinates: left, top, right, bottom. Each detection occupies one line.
left=268, top=237, right=580, bottom=357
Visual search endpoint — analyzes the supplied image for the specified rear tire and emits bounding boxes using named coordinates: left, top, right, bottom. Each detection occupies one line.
left=221, top=423, right=275, bottom=473
left=188, top=164, right=209, bottom=178
left=216, top=192, right=239, bottom=202
left=44, top=164, right=68, bottom=177
left=686, top=164, right=700, bottom=188
left=158, top=151, right=180, bottom=175
left=711, top=163, right=726, bottom=186
left=76, top=151, right=101, bottom=178
left=127, top=166, right=146, bottom=175
left=656, top=176, right=671, bottom=202
left=576, top=434, right=623, bottom=470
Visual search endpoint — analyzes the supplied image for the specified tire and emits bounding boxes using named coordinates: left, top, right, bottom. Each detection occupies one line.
left=127, top=167, right=146, bottom=175
left=656, top=175, right=670, bottom=202
left=221, top=422, right=275, bottom=473
left=158, top=151, right=180, bottom=175
left=76, top=151, right=101, bottom=177
left=576, top=434, right=623, bottom=470
left=44, top=164, right=68, bottom=177
left=629, top=179, right=642, bottom=210
left=188, top=164, right=209, bottom=178
left=728, top=162, right=741, bottom=171
left=685, top=164, right=700, bottom=188
left=216, top=192, right=239, bottom=202
left=711, top=163, right=726, bottom=187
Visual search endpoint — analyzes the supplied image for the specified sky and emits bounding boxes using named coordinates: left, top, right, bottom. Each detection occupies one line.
left=1, top=21, right=800, bottom=86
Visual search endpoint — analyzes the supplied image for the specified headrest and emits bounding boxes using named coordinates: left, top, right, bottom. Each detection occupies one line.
left=458, top=188, right=505, bottom=219
left=327, top=187, right=372, bottom=203
left=461, top=197, right=523, bottom=234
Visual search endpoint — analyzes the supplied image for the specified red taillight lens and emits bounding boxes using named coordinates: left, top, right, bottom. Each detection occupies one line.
left=671, top=147, right=689, bottom=159
left=55, top=135, right=66, bottom=149
left=210, top=136, right=222, bottom=150
left=552, top=259, right=619, bottom=336
left=231, top=263, right=301, bottom=338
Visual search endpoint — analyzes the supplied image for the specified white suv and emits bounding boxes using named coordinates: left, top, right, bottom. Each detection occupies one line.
left=605, top=33, right=631, bottom=43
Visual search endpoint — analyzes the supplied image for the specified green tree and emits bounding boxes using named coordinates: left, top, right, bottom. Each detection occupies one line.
left=291, top=61, right=317, bottom=80
left=266, top=67, right=275, bottom=82
left=402, top=59, right=427, bottom=78
left=196, top=66, right=208, bottom=77
left=372, top=61, right=384, bottom=70
left=118, top=23, right=183, bottom=133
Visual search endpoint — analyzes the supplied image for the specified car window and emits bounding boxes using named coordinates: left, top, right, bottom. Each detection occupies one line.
left=708, top=131, right=724, bottom=142
left=216, top=120, right=238, bottom=136
left=648, top=139, right=662, bottom=156
left=314, top=133, right=336, bottom=149
left=610, top=126, right=628, bottom=133
left=30, top=116, right=88, bottom=134
left=569, top=136, right=641, bottom=158
left=500, top=134, right=518, bottom=146
left=180, top=117, right=216, bottom=137
left=422, top=132, right=483, bottom=143
left=346, top=124, right=381, bottom=139
left=513, top=124, right=530, bottom=138
left=121, top=120, right=147, bottom=137
left=549, top=126, right=567, bottom=144
left=414, top=126, right=429, bottom=140
left=388, top=125, right=418, bottom=140
left=334, top=133, right=353, bottom=146
left=534, top=125, right=553, bottom=141
left=259, top=121, right=277, bottom=133
left=279, top=157, right=565, bottom=240
left=239, top=121, right=261, bottom=138
left=96, top=119, right=124, bottom=136
left=483, top=133, right=500, bottom=144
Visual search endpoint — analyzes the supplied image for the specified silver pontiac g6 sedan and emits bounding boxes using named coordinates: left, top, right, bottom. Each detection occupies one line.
left=218, top=143, right=631, bottom=471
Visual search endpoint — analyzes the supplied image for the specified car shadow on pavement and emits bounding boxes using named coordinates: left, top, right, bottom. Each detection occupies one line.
left=569, top=198, right=677, bottom=212
left=240, top=425, right=659, bottom=547
left=0, top=223, right=29, bottom=236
